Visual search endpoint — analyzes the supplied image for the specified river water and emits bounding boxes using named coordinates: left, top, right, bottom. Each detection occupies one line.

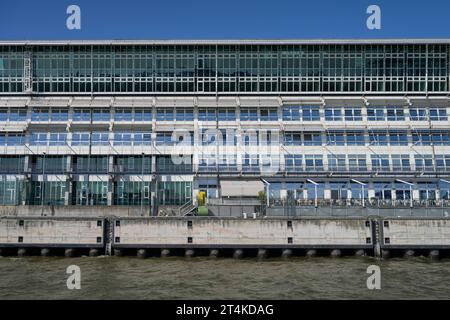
left=0, top=256, right=449, bottom=299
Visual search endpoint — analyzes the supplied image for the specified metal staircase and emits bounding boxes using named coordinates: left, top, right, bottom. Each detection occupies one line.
left=178, top=200, right=197, bottom=216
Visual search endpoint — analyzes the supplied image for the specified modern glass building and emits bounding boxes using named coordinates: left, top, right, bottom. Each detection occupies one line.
left=0, top=39, right=449, bottom=213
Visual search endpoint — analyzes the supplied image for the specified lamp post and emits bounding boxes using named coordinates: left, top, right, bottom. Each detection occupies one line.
left=396, top=179, right=414, bottom=209
left=351, top=179, right=367, bottom=207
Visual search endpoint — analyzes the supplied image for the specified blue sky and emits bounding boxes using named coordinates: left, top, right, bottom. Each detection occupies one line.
left=0, top=0, right=449, bottom=40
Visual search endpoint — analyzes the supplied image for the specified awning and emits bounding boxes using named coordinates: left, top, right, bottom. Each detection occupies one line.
left=220, top=180, right=264, bottom=197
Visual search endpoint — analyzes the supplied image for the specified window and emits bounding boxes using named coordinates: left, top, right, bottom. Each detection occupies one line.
left=240, top=108, right=258, bottom=121
left=91, top=132, right=109, bottom=146
left=409, top=108, right=427, bottom=121
left=6, top=133, right=24, bottom=146
left=285, top=155, right=303, bottom=172
left=133, top=108, right=151, bottom=122
left=344, top=107, right=362, bottom=121
left=326, top=131, right=345, bottom=146
left=324, top=107, right=342, bottom=121
left=414, top=155, right=434, bottom=171
left=218, top=108, right=236, bottom=121
left=346, top=131, right=365, bottom=146
left=73, top=109, right=90, bottom=122
left=114, top=132, right=132, bottom=146
left=373, top=182, right=392, bottom=200
left=242, top=154, right=259, bottom=172
left=389, top=131, right=408, bottom=146
left=391, top=155, right=410, bottom=171
left=328, top=154, right=347, bottom=171
left=72, top=132, right=90, bottom=146
left=305, top=155, right=323, bottom=171
left=282, top=106, right=301, bottom=121
left=435, top=155, right=450, bottom=172
left=432, top=131, right=450, bottom=145
left=371, top=155, right=390, bottom=171
left=49, top=132, right=67, bottom=146
left=369, top=131, right=388, bottom=145
left=284, top=132, right=301, bottom=146
left=348, top=154, right=367, bottom=171
left=30, top=132, right=48, bottom=146
left=156, top=108, right=174, bottom=121
left=133, top=132, right=152, bottom=146
left=114, top=108, right=133, bottom=121
left=31, top=108, right=49, bottom=122
left=367, top=107, right=385, bottom=121
left=260, top=108, right=278, bottom=121
left=92, top=109, right=110, bottom=122
left=302, top=106, right=320, bottom=121
left=303, top=132, right=322, bottom=146
left=9, top=109, right=27, bottom=122
left=51, top=109, right=68, bottom=121
left=198, top=108, right=216, bottom=121
left=387, top=107, right=405, bottom=121
left=429, top=108, right=447, bottom=121
left=0, top=110, right=7, bottom=121
left=156, top=132, right=174, bottom=146
left=412, top=131, right=431, bottom=146
left=175, top=108, right=194, bottom=121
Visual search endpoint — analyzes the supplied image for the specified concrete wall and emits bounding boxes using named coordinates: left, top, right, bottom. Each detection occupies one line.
left=382, top=218, right=450, bottom=248
left=0, top=218, right=104, bottom=247
left=113, top=217, right=372, bottom=248
left=0, top=205, right=149, bottom=217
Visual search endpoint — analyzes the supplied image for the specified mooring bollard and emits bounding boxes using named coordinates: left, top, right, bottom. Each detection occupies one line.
left=403, top=249, right=415, bottom=258
left=41, top=248, right=50, bottom=257
left=17, top=248, right=27, bottom=257
left=65, top=248, right=75, bottom=257
left=330, top=249, right=341, bottom=258
left=429, top=250, right=440, bottom=260
left=354, top=249, right=365, bottom=257
left=257, top=249, right=267, bottom=259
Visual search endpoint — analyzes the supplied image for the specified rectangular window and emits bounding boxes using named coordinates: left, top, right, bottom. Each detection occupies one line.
left=49, top=132, right=67, bottom=146
left=429, top=108, right=447, bottom=121
left=92, top=109, right=110, bottom=122
left=91, top=132, right=109, bottom=146
left=73, top=109, right=90, bottom=122
left=324, top=107, right=342, bottom=121
left=31, top=108, right=49, bottom=122
left=51, top=109, right=68, bottom=121
left=386, top=107, right=405, bottom=121
left=260, top=108, right=278, bottom=121
left=344, top=107, right=362, bottom=121
left=30, top=132, right=48, bottom=146
left=371, top=155, right=390, bottom=171
left=284, top=132, right=302, bottom=146
left=285, top=155, right=303, bottom=172
left=346, top=131, right=366, bottom=146
left=9, top=109, right=27, bottom=122
left=282, top=106, right=301, bottom=121
left=114, top=108, right=133, bottom=122
left=303, top=132, right=322, bottom=146
left=409, top=108, right=427, bottom=121
left=218, top=108, right=236, bottom=121
left=114, top=132, right=132, bottom=146
left=369, top=131, right=388, bottom=145
left=327, top=154, right=347, bottom=171
left=198, top=108, right=216, bottom=121
left=175, top=108, right=194, bottom=121
left=414, top=155, right=434, bottom=171
left=391, top=155, right=411, bottom=172
left=156, top=108, right=174, bottom=121
left=240, top=108, right=258, bottom=121
left=389, top=131, right=408, bottom=146
left=133, top=131, right=152, bottom=146
left=348, top=154, right=367, bottom=172
left=367, top=107, right=385, bottom=121
left=326, top=131, right=345, bottom=146
left=72, top=132, right=90, bottom=146
left=302, top=106, right=320, bottom=121
left=305, top=155, right=323, bottom=171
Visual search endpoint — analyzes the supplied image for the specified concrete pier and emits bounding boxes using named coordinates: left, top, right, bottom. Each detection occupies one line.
left=209, top=249, right=219, bottom=258
left=257, top=249, right=268, bottom=259
left=65, top=248, right=75, bottom=257
left=306, top=249, right=317, bottom=257
left=185, top=249, right=195, bottom=258
left=89, top=249, right=99, bottom=257
left=330, top=249, right=341, bottom=258
left=403, top=249, right=415, bottom=258
left=429, top=250, right=440, bottom=260
left=233, top=249, right=244, bottom=259
left=41, top=248, right=50, bottom=257
left=161, top=249, right=171, bottom=257
left=281, top=249, right=293, bottom=259
left=137, top=249, right=147, bottom=258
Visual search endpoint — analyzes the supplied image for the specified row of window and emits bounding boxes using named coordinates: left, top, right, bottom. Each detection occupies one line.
left=0, top=106, right=449, bottom=122
left=0, top=179, right=191, bottom=206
